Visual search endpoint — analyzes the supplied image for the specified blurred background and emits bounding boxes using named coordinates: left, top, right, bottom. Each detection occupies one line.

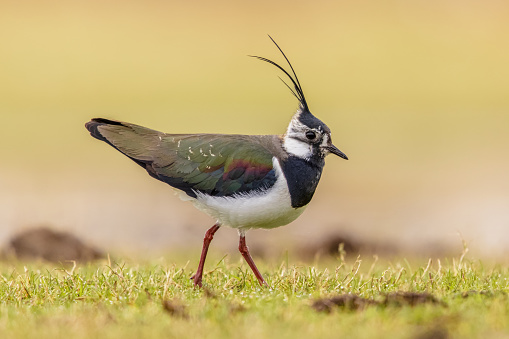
left=1, top=0, right=508, bottom=260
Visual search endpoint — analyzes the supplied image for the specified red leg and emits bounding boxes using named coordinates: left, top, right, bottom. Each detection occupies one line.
left=191, top=224, right=220, bottom=287
left=238, top=234, right=268, bottom=287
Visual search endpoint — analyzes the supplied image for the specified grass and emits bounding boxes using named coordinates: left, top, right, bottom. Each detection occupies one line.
left=1, top=250, right=509, bottom=339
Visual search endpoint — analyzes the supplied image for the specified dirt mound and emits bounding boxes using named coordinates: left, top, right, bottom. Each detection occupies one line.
left=312, top=292, right=444, bottom=312
left=300, top=232, right=397, bottom=259
left=311, top=294, right=377, bottom=312
left=6, top=227, right=103, bottom=263
left=162, top=299, right=188, bottom=318
left=382, top=292, right=443, bottom=307
left=301, top=231, right=453, bottom=259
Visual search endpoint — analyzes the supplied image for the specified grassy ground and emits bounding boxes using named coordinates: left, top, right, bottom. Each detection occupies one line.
left=1, top=250, right=509, bottom=339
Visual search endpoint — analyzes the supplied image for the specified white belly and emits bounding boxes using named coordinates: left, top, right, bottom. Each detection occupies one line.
left=192, top=158, right=306, bottom=231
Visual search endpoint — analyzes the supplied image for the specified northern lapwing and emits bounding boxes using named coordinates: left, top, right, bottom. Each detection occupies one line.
left=85, top=37, right=348, bottom=287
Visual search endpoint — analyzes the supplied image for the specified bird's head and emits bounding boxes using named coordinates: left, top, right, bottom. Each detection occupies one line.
left=252, top=36, right=348, bottom=162
left=284, top=105, right=347, bottom=161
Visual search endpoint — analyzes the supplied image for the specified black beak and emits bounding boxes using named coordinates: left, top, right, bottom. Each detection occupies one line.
left=323, top=144, right=348, bottom=160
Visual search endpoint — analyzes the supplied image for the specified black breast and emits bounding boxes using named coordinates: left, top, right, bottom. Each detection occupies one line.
left=280, top=156, right=325, bottom=208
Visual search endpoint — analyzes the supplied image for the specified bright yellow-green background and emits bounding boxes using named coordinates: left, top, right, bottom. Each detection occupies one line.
left=1, top=0, right=508, bottom=257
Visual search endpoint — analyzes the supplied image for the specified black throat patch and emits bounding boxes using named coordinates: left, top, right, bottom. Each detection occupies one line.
left=280, top=155, right=325, bottom=208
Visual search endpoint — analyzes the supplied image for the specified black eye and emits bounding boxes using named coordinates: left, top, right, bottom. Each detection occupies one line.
left=305, top=131, right=316, bottom=140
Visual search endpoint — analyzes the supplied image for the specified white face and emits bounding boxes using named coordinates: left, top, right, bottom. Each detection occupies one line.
left=283, top=116, right=330, bottom=160
left=283, top=136, right=313, bottom=159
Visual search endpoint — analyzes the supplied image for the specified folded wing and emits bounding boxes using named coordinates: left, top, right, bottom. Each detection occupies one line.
left=85, top=118, right=277, bottom=198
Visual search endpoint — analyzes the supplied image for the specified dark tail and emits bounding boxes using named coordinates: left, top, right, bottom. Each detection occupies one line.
left=84, top=118, right=159, bottom=171
left=85, top=118, right=124, bottom=143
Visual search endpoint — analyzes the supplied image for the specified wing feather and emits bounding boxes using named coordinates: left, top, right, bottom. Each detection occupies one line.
left=85, top=119, right=277, bottom=198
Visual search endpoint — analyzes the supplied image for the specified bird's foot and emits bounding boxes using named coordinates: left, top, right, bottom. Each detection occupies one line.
left=190, top=274, right=203, bottom=288
left=259, top=279, right=269, bottom=288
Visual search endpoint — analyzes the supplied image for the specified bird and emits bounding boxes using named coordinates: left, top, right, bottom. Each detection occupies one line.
left=85, top=37, right=348, bottom=288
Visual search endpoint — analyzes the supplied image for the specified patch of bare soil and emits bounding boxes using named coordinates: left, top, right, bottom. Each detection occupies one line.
left=312, top=292, right=445, bottom=313
left=299, top=231, right=454, bottom=259
left=457, top=290, right=505, bottom=298
left=162, top=299, right=188, bottom=318
left=382, top=292, right=443, bottom=307
left=415, top=327, right=449, bottom=339
left=311, top=294, right=377, bottom=312
left=300, top=232, right=399, bottom=259
left=5, top=227, right=103, bottom=263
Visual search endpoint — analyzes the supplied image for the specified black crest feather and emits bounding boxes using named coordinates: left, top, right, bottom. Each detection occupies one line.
left=250, top=35, right=309, bottom=110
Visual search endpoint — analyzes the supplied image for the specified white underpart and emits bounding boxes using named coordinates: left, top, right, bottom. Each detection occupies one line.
left=191, top=157, right=306, bottom=231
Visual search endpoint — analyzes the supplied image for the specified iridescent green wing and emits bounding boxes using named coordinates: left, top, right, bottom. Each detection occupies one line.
left=86, top=119, right=277, bottom=198
left=150, top=134, right=276, bottom=197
